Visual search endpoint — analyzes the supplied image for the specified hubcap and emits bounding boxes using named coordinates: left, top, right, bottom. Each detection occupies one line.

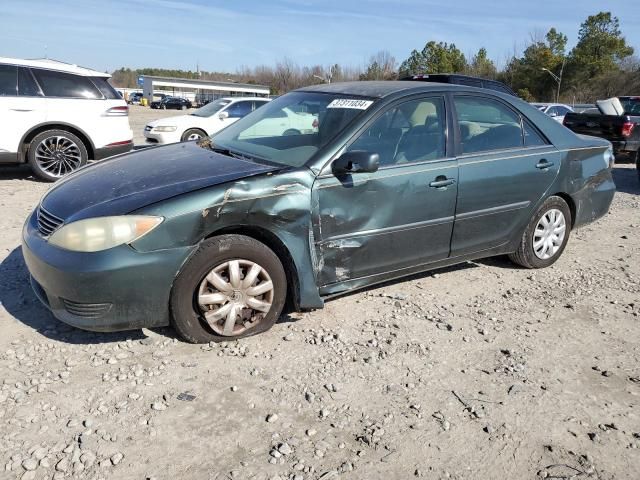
left=533, top=208, right=566, bottom=260
left=187, top=132, right=202, bottom=141
left=34, top=136, right=82, bottom=178
left=197, top=259, right=274, bottom=336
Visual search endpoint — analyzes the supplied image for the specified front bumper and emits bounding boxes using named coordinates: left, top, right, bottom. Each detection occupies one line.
left=22, top=210, right=196, bottom=332
left=143, top=129, right=179, bottom=145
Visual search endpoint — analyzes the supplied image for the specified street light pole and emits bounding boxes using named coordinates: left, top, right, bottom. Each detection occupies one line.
left=542, top=58, right=565, bottom=103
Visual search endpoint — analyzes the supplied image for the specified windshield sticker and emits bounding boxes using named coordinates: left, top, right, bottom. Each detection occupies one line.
left=327, top=99, right=374, bottom=110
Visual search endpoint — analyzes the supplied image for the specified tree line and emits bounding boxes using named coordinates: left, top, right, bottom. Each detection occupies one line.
left=110, top=11, right=639, bottom=103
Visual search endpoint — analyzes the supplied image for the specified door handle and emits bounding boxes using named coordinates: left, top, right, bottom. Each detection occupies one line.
left=429, top=176, right=456, bottom=188
left=536, top=159, right=554, bottom=169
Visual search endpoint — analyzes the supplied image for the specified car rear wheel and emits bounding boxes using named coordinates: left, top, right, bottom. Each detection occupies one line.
left=27, top=129, right=88, bottom=182
left=170, top=234, right=287, bottom=343
left=509, top=196, right=571, bottom=269
left=181, top=128, right=206, bottom=142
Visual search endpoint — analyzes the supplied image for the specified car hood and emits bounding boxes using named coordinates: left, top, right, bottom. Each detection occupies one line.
left=147, top=114, right=203, bottom=128
left=41, top=142, right=280, bottom=221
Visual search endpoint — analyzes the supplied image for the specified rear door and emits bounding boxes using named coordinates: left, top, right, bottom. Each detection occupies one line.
left=0, top=65, right=46, bottom=158
left=451, top=94, right=561, bottom=256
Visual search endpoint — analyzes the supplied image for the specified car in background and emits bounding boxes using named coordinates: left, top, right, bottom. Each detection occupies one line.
left=23, top=81, right=615, bottom=343
left=563, top=96, right=640, bottom=179
left=0, top=57, right=133, bottom=181
left=127, top=92, right=143, bottom=105
left=402, top=73, right=518, bottom=97
left=531, top=103, right=574, bottom=123
left=150, top=96, right=192, bottom=110
left=144, top=97, right=271, bottom=144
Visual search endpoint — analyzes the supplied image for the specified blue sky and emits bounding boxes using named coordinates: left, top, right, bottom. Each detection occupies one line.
left=2, top=0, right=639, bottom=73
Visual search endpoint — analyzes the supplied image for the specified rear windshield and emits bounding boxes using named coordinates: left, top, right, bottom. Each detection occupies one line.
left=90, top=77, right=120, bottom=99
left=620, top=97, right=640, bottom=115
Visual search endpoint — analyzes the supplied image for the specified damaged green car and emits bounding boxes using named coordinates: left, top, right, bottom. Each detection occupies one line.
left=23, top=81, right=615, bottom=342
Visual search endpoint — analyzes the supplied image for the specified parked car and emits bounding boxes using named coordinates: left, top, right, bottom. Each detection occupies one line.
left=150, top=97, right=192, bottom=110
left=127, top=92, right=143, bottom=105
left=401, top=73, right=518, bottom=96
left=144, top=97, right=271, bottom=144
left=0, top=57, right=133, bottom=181
left=563, top=96, right=640, bottom=178
left=23, top=81, right=615, bottom=343
left=531, top=103, right=574, bottom=123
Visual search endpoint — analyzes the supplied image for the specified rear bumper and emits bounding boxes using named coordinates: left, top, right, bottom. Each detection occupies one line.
left=22, top=210, right=195, bottom=332
left=611, top=140, right=640, bottom=154
left=94, top=141, right=134, bottom=160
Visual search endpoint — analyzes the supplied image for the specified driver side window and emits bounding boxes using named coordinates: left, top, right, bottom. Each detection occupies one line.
left=346, top=97, right=446, bottom=167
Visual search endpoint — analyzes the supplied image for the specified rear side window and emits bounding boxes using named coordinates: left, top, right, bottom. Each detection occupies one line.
left=454, top=96, right=523, bottom=154
left=226, top=101, right=253, bottom=118
left=0, top=64, right=17, bottom=96
left=31, top=69, right=101, bottom=99
left=90, top=77, right=120, bottom=99
left=18, top=68, right=41, bottom=96
left=523, top=120, right=547, bottom=146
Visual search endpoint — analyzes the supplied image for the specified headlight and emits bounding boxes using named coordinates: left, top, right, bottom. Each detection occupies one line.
left=48, top=216, right=163, bottom=252
left=153, top=126, right=177, bottom=132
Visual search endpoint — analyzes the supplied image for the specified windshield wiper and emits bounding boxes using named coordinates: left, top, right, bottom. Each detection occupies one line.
left=198, top=139, right=262, bottom=162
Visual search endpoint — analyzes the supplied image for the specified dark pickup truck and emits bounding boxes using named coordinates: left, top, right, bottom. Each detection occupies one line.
left=563, top=96, right=640, bottom=178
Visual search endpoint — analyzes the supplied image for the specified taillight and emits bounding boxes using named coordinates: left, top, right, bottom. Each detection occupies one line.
left=622, top=121, right=634, bottom=137
left=105, top=106, right=129, bottom=116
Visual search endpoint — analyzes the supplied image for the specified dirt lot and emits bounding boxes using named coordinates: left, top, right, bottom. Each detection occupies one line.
left=0, top=160, right=639, bottom=480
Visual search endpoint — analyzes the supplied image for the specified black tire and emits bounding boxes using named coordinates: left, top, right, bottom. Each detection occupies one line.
left=283, top=129, right=301, bottom=136
left=181, top=128, right=207, bottom=142
left=170, top=234, right=287, bottom=343
left=27, top=129, right=88, bottom=182
left=509, top=196, right=572, bottom=269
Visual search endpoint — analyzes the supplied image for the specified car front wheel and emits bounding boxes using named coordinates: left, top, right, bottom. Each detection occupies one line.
left=170, top=234, right=287, bottom=343
left=27, top=129, right=88, bottom=182
left=509, top=196, right=571, bottom=269
left=181, top=128, right=207, bottom=142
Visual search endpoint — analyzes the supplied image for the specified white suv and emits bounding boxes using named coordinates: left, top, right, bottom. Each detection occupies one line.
left=0, top=57, right=133, bottom=181
left=144, top=97, right=271, bottom=145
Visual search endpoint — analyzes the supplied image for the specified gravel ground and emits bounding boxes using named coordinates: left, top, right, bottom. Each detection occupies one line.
left=0, top=161, right=638, bottom=480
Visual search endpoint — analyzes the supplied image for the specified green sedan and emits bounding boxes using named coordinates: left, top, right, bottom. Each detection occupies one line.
left=22, top=81, right=616, bottom=343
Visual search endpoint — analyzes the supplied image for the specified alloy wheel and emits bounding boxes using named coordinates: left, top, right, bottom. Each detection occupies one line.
left=197, top=259, right=274, bottom=336
left=532, top=208, right=566, bottom=260
left=187, top=132, right=203, bottom=141
left=34, top=136, right=83, bottom=178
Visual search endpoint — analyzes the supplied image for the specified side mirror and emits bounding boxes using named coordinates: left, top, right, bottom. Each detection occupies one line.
left=219, top=111, right=229, bottom=120
left=332, top=151, right=380, bottom=175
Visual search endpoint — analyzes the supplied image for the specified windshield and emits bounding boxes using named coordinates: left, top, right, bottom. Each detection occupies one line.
left=210, top=91, right=375, bottom=167
left=191, top=98, right=232, bottom=117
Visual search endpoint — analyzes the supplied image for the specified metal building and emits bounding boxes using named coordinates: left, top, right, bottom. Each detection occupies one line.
left=141, top=76, right=270, bottom=106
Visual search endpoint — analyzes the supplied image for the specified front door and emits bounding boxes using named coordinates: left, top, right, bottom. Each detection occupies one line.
left=312, top=95, right=458, bottom=287
left=450, top=94, right=561, bottom=256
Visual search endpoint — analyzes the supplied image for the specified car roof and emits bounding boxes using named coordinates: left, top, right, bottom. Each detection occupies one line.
left=0, top=57, right=110, bottom=78
left=299, top=80, right=476, bottom=98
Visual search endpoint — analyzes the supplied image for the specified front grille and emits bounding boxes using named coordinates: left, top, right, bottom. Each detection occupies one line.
left=62, top=299, right=112, bottom=319
left=37, top=207, right=64, bottom=237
